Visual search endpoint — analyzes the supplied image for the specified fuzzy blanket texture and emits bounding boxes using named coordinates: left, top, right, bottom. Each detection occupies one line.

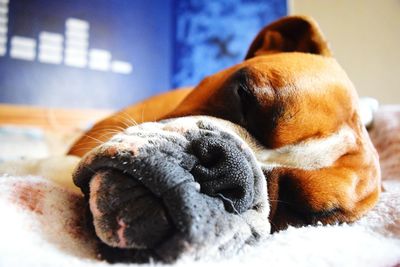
left=0, top=106, right=400, bottom=267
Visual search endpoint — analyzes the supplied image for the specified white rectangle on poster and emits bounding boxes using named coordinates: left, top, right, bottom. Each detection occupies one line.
left=111, top=61, right=132, bottom=74
left=66, top=18, right=89, bottom=31
left=39, top=32, right=63, bottom=44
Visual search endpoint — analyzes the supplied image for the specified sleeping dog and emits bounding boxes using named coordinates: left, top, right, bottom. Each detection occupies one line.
left=69, top=16, right=381, bottom=263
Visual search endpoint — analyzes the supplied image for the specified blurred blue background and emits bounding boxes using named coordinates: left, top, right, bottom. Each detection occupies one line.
left=0, top=0, right=286, bottom=109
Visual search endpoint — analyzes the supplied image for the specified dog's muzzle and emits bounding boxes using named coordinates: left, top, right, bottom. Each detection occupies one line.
left=73, top=116, right=270, bottom=263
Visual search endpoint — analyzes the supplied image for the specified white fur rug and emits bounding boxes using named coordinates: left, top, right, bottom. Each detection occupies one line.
left=0, top=169, right=399, bottom=267
left=0, top=104, right=400, bottom=266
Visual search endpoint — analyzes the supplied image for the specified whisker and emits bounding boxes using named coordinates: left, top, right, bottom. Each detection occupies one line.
left=82, top=134, right=106, bottom=145
left=141, top=108, right=145, bottom=123
left=88, top=128, right=122, bottom=136
left=71, top=141, right=104, bottom=147
left=94, top=132, right=119, bottom=141
left=92, top=125, right=127, bottom=132
left=115, top=115, right=132, bottom=129
left=70, top=147, right=97, bottom=153
left=118, top=111, right=139, bottom=128
left=105, top=113, right=132, bottom=129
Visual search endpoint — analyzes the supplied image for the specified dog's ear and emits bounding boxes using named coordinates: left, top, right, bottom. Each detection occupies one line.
left=245, top=16, right=332, bottom=59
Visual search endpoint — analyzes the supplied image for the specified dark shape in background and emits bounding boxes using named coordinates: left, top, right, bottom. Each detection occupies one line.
left=172, top=0, right=286, bottom=88
left=0, top=0, right=286, bottom=109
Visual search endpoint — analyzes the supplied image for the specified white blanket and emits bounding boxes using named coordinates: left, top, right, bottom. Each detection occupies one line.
left=0, top=166, right=399, bottom=267
left=1, top=105, right=400, bottom=266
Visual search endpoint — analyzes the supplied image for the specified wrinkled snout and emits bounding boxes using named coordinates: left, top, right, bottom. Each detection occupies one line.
left=73, top=116, right=270, bottom=263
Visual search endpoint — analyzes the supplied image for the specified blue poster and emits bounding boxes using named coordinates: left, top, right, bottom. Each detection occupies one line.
left=0, top=0, right=286, bottom=109
left=172, top=0, right=286, bottom=87
left=0, top=0, right=172, bottom=109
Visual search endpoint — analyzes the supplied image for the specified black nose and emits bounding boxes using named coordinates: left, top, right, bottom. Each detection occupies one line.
left=73, top=123, right=263, bottom=263
left=189, top=135, right=254, bottom=214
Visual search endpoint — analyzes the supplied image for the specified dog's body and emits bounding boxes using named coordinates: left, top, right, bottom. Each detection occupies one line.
left=69, top=16, right=381, bottom=262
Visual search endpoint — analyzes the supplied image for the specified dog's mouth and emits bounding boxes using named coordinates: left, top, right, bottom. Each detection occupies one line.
left=73, top=116, right=270, bottom=263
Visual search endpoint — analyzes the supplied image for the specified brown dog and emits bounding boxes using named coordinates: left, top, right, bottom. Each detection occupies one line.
left=69, top=16, right=380, bottom=262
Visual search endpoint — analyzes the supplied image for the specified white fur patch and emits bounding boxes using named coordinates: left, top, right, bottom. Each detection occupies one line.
left=161, top=116, right=356, bottom=171
left=129, top=116, right=357, bottom=171
left=257, top=126, right=357, bottom=170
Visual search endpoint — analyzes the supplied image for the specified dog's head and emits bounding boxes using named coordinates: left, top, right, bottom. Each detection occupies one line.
left=72, top=16, right=380, bottom=263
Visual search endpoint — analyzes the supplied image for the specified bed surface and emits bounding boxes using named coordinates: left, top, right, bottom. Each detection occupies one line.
left=0, top=104, right=399, bottom=266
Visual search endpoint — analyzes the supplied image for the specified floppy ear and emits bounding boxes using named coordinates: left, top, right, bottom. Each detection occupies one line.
left=245, top=15, right=332, bottom=59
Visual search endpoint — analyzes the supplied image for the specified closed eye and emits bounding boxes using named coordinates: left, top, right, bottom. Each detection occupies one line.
left=237, top=83, right=254, bottom=125
left=307, top=207, right=341, bottom=218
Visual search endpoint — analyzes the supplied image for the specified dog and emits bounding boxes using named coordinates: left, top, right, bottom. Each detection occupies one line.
left=69, top=16, right=381, bottom=263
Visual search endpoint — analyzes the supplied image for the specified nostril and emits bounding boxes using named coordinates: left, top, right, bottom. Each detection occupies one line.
left=199, top=180, right=248, bottom=213
left=189, top=135, right=255, bottom=214
left=191, top=139, right=226, bottom=168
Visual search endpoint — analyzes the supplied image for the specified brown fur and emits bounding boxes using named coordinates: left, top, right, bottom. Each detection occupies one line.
left=68, top=16, right=380, bottom=231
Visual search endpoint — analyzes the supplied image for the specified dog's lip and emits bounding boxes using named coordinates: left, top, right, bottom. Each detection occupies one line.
left=78, top=157, right=248, bottom=262
left=73, top=116, right=270, bottom=262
